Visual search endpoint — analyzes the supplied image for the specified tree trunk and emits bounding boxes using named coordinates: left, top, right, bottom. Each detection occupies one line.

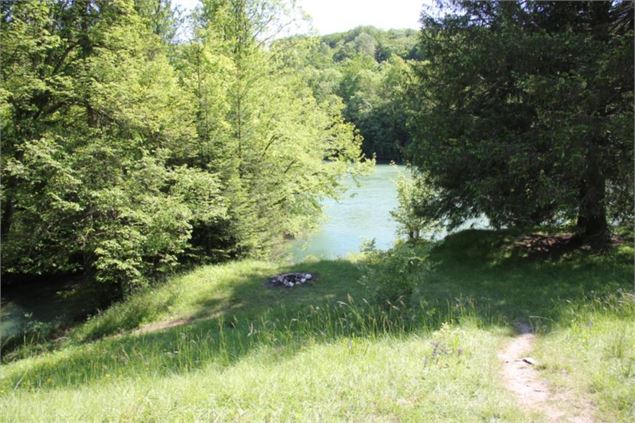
left=576, top=3, right=612, bottom=248
left=576, top=142, right=610, bottom=247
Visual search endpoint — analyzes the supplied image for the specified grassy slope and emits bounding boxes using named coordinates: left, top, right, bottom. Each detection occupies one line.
left=0, top=230, right=633, bottom=422
left=535, top=297, right=635, bottom=421
left=410, top=231, right=635, bottom=422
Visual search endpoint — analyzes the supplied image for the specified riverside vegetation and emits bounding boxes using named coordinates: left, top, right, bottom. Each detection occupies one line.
left=1, top=1, right=633, bottom=422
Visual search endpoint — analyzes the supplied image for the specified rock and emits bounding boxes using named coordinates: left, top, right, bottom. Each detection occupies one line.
left=267, top=272, right=315, bottom=288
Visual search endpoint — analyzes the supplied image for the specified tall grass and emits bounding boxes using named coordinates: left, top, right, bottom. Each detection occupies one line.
left=536, top=292, right=635, bottom=422
left=1, top=291, right=486, bottom=393
left=0, top=230, right=632, bottom=422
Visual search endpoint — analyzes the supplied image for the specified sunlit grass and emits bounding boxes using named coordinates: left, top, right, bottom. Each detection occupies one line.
left=1, top=327, right=527, bottom=422
left=536, top=293, right=635, bottom=422
left=0, top=230, right=632, bottom=422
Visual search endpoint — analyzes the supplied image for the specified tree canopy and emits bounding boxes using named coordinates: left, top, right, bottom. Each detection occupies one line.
left=2, top=0, right=632, bottom=299
left=407, top=0, right=634, bottom=244
left=276, top=26, right=419, bottom=162
left=1, top=0, right=364, bottom=295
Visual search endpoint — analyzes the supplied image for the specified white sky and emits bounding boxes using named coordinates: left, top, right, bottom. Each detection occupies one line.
left=173, top=0, right=431, bottom=35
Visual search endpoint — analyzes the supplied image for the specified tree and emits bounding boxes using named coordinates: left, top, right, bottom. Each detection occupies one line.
left=408, top=0, right=633, bottom=245
left=275, top=27, right=418, bottom=162
left=1, top=0, right=364, bottom=296
left=188, top=0, right=365, bottom=255
left=1, top=1, right=225, bottom=294
left=391, top=171, right=440, bottom=241
left=133, top=0, right=185, bottom=45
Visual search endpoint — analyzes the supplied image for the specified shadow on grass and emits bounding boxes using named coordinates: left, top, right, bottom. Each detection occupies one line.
left=420, top=230, right=633, bottom=328
left=2, top=230, right=632, bottom=393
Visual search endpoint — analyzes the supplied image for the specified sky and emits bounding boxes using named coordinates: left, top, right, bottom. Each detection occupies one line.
left=173, top=0, right=432, bottom=35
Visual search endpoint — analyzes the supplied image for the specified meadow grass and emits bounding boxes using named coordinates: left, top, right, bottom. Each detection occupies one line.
left=0, top=230, right=632, bottom=422
left=535, top=294, right=635, bottom=422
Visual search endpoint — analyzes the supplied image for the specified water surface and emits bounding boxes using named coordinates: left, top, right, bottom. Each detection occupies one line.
left=289, top=164, right=407, bottom=261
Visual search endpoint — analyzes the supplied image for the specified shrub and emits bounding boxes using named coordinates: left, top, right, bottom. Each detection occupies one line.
left=360, top=241, right=433, bottom=306
left=391, top=172, right=441, bottom=241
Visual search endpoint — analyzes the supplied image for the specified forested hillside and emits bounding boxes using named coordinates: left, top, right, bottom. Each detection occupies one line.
left=1, top=0, right=365, bottom=296
left=276, top=26, right=419, bottom=162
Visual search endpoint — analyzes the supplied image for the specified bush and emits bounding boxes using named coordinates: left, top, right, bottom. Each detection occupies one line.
left=391, top=171, right=441, bottom=241
left=360, top=241, right=433, bottom=306
left=1, top=317, right=59, bottom=362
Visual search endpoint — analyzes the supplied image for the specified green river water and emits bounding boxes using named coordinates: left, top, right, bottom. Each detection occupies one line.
left=289, top=164, right=408, bottom=261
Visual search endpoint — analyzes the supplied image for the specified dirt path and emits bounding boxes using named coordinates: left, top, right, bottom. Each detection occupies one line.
left=498, top=321, right=596, bottom=423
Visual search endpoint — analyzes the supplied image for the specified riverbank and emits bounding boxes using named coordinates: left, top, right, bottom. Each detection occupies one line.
left=1, top=230, right=633, bottom=422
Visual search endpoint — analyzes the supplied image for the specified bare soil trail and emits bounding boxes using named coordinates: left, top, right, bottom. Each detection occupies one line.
left=498, top=321, right=596, bottom=423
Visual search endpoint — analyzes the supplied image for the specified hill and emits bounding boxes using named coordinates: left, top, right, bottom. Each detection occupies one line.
left=276, top=26, right=419, bottom=162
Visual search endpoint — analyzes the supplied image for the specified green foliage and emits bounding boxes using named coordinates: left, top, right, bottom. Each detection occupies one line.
left=1, top=231, right=632, bottom=421
left=0, top=315, right=58, bottom=360
left=360, top=240, right=433, bottom=306
left=320, top=26, right=420, bottom=63
left=1, top=0, right=363, bottom=294
left=276, top=27, right=418, bottom=162
left=187, top=0, right=366, bottom=257
left=391, top=171, right=441, bottom=241
left=408, top=1, right=634, bottom=242
left=1, top=0, right=222, bottom=292
left=133, top=0, right=185, bottom=45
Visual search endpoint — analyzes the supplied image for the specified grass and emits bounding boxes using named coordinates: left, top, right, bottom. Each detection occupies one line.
left=1, top=328, right=524, bottom=422
left=0, top=230, right=633, bottom=422
left=535, top=294, right=635, bottom=422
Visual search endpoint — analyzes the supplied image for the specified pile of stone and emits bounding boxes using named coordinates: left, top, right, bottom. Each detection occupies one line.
left=268, top=272, right=314, bottom=288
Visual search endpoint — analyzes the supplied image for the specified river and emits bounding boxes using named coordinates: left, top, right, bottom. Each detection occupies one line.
left=288, top=164, right=408, bottom=261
